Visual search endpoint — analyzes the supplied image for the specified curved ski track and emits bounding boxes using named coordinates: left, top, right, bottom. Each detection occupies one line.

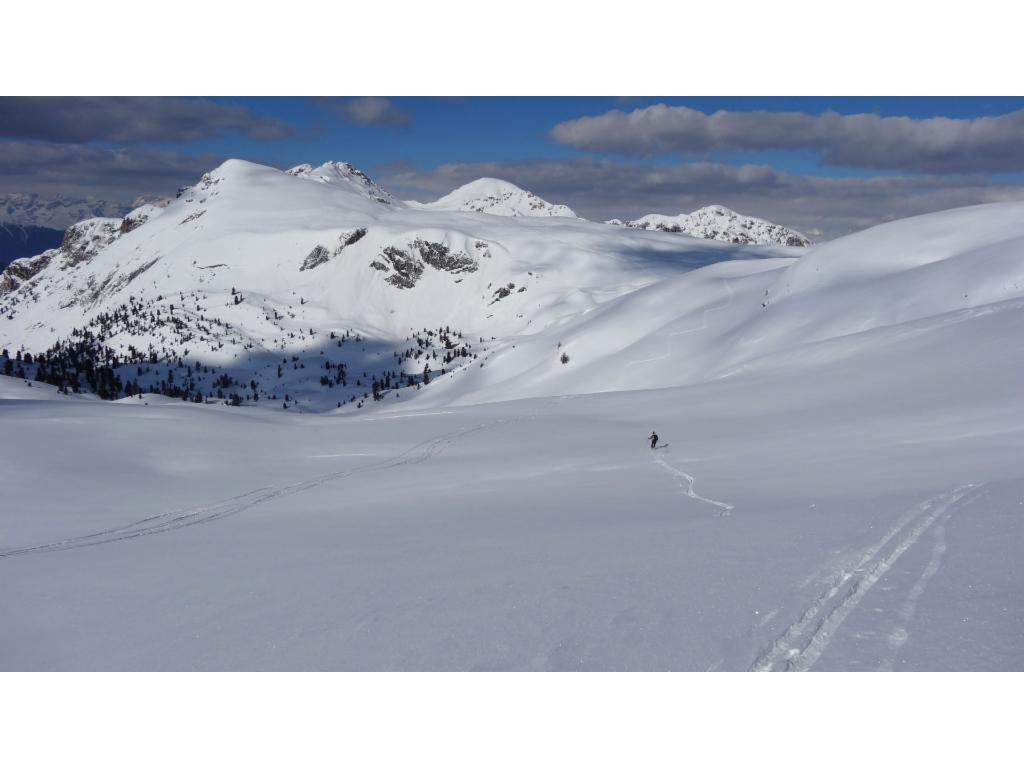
left=626, top=277, right=734, bottom=368
left=652, top=452, right=734, bottom=515
left=0, top=418, right=518, bottom=557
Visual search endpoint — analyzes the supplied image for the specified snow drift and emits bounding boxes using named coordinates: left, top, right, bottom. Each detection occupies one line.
left=2, top=164, right=1024, bottom=671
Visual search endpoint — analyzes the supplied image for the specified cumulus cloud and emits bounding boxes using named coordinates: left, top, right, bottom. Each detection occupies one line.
left=314, top=97, right=411, bottom=127
left=383, top=157, right=1024, bottom=239
left=0, top=97, right=293, bottom=143
left=549, top=104, right=1024, bottom=173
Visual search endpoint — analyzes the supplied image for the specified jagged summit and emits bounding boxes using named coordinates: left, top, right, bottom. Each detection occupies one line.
left=285, top=161, right=395, bottom=205
left=0, top=158, right=750, bottom=344
left=3, top=151, right=1024, bottom=432
left=414, top=178, right=577, bottom=218
left=608, top=205, right=811, bottom=247
left=0, top=157, right=778, bottom=412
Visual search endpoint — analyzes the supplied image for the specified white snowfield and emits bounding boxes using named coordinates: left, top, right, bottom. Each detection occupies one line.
left=1, top=161, right=1023, bottom=670
left=607, top=204, right=811, bottom=247
left=408, top=177, right=578, bottom=218
left=0, top=159, right=774, bottom=358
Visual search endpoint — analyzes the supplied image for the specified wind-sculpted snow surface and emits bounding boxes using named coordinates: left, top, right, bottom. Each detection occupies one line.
left=0, top=415, right=522, bottom=557
left=3, top=281, right=1024, bottom=670
left=0, top=158, right=780, bottom=412
left=3, top=171, right=1024, bottom=670
left=400, top=200, right=1024, bottom=407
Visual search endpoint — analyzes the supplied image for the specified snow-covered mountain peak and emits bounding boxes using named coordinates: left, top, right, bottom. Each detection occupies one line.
left=416, top=178, right=578, bottom=218
left=608, top=205, right=810, bottom=247
left=206, top=158, right=269, bottom=180
left=691, top=204, right=736, bottom=217
left=1, top=155, right=785, bottom=413
left=175, top=159, right=274, bottom=200
left=285, top=161, right=395, bottom=205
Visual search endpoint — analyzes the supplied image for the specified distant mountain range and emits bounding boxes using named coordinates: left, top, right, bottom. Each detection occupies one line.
left=408, top=178, right=577, bottom=218
left=606, top=205, right=811, bottom=247
left=1, top=192, right=131, bottom=230
left=2, top=157, right=1022, bottom=420
left=0, top=158, right=786, bottom=410
left=0, top=223, right=65, bottom=270
left=2, top=176, right=808, bottom=249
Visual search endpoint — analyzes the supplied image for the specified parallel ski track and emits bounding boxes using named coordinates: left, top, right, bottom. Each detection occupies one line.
left=750, top=483, right=978, bottom=671
left=0, top=418, right=518, bottom=557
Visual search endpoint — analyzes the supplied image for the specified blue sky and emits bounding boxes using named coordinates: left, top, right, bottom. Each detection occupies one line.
left=3, top=96, right=1024, bottom=238
left=173, top=96, right=1024, bottom=179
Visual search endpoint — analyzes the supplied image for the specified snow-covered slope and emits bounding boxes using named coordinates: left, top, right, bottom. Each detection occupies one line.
left=0, top=201, right=170, bottom=296
left=286, top=161, right=397, bottom=206
left=411, top=178, right=578, bottom=218
left=609, top=205, right=810, bottom=247
left=0, top=158, right=773, bottom=412
left=4, top=218, right=1024, bottom=669
left=0, top=215, right=124, bottom=295
left=410, top=200, right=1024, bottom=406
left=4, top=156, right=1024, bottom=416
left=3, top=179, right=1024, bottom=671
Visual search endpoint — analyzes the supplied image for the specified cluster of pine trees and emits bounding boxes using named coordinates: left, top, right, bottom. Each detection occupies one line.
left=4, top=337, right=127, bottom=399
left=3, top=298, right=480, bottom=410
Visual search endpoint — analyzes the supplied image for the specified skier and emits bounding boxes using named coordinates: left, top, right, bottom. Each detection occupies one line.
left=649, top=431, right=659, bottom=449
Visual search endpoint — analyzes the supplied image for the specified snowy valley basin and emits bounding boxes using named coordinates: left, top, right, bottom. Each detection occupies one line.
left=1, top=160, right=1023, bottom=670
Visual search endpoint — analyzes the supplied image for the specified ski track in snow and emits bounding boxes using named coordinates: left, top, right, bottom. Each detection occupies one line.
left=306, top=452, right=375, bottom=458
left=361, top=411, right=457, bottom=421
left=0, top=417, right=521, bottom=558
left=875, top=494, right=963, bottom=671
left=652, top=452, right=734, bottom=515
left=750, top=483, right=978, bottom=671
left=625, top=278, right=734, bottom=368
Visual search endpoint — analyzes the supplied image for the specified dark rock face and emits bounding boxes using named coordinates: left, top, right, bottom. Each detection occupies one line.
left=119, top=215, right=146, bottom=235
left=341, top=227, right=367, bottom=248
left=381, top=246, right=424, bottom=289
left=412, top=239, right=478, bottom=274
left=489, top=283, right=515, bottom=304
left=300, top=245, right=331, bottom=271
left=303, top=228, right=370, bottom=271
left=332, top=227, right=368, bottom=256
left=58, top=220, right=122, bottom=269
left=1, top=218, right=123, bottom=296
left=349, top=168, right=392, bottom=206
left=372, top=238, right=480, bottom=289
left=0, top=251, right=53, bottom=294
